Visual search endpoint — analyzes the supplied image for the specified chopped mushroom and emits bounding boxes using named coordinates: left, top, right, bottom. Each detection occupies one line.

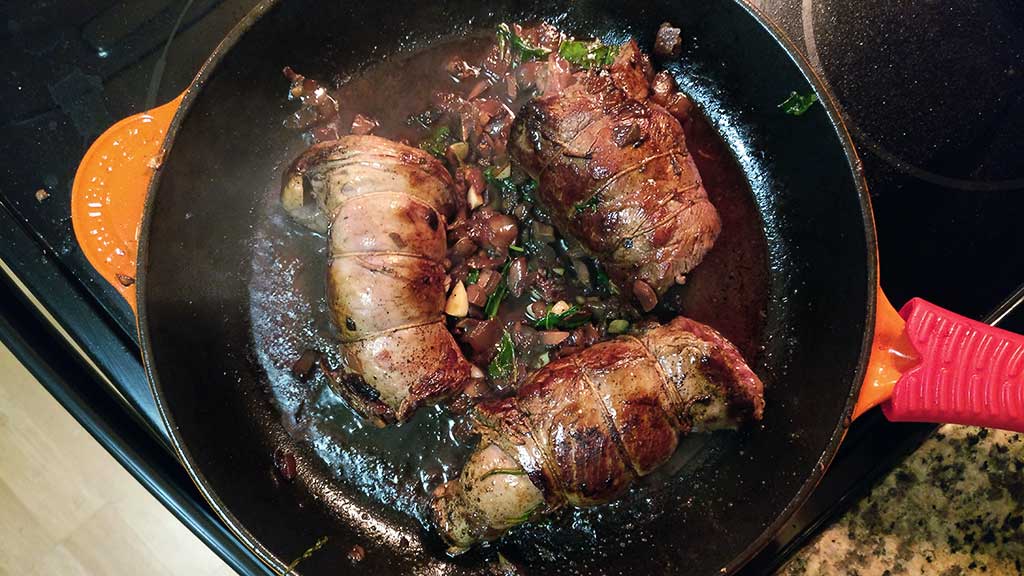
left=347, top=544, right=366, bottom=563
left=290, top=349, right=321, bottom=380
left=273, top=448, right=297, bottom=481
left=633, top=280, right=658, bottom=312
left=507, top=257, right=529, bottom=297
left=653, top=22, right=683, bottom=59
left=466, top=283, right=488, bottom=307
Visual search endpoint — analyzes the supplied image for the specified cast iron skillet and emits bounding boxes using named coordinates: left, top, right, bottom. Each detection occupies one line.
left=69, top=0, right=1024, bottom=574
left=72, top=0, right=878, bottom=573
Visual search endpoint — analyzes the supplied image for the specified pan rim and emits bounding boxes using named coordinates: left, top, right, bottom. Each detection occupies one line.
left=133, top=1, right=878, bottom=574
left=135, top=0, right=292, bottom=573
left=720, top=0, right=876, bottom=573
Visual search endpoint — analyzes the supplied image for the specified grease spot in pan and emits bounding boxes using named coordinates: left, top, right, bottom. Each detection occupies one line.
left=249, top=206, right=472, bottom=529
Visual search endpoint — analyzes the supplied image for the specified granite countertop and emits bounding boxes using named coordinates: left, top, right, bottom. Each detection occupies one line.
left=782, top=425, right=1024, bottom=575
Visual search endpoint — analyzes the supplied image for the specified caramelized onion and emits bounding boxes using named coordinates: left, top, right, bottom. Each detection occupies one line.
left=459, top=318, right=502, bottom=358
left=465, top=283, right=488, bottom=307
left=540, top=331, right=570, bottom=346
left=531, top=221, right=556, bottom=243
left=350, top=114, right=379, bottom=135
left=450, top=237, right=478, bottom=259
left=477, top=269, right=501, bottom=295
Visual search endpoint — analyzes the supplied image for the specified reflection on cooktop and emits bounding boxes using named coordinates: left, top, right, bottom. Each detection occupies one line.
left=801, top=0, right=1024, bottom=191
left=752, top=0, right=1024, bottom=322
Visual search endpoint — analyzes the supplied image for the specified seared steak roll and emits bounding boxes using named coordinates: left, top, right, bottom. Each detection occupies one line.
left=510, top=40, right=721, bottom=304
left=433, top=316, right=763, bottom=552
left=282, top=135, right=473, bottom=425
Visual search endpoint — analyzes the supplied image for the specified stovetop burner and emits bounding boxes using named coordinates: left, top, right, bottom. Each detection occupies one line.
left=755, top=0, right=1024, bottom=313
left=1, top=1, right=1021, bottom=574
left=803, top=0, right=1024, bottom=192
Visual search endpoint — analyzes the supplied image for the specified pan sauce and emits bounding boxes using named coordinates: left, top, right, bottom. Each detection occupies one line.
left=249, top=28, right=768, bottom=555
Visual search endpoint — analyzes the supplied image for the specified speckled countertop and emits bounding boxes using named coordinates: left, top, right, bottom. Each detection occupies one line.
left=782, top=425, right=1024, bottom=575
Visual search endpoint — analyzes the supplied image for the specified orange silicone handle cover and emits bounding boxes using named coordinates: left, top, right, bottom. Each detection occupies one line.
left=853, top=290, right=919, bottom=419
left=71, top=94, right=183, bottom=314
left=854, top=290, right=1024, bottom=432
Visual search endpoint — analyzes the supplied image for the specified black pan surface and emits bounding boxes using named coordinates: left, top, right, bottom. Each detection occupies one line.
left=137, top=1, right=874, bottom=574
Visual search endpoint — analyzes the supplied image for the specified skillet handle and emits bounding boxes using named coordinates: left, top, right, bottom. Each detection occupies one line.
left=71, top=94, right=184, bottom=315
left=880, top=298, right=1024, bottom=432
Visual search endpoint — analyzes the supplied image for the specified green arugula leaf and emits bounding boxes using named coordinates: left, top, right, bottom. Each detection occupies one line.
left=484, top=283, right=507, bottom=319
left=560, top=314, right=591, bottom=330
left=558, top=39, right=620, bottom=69
left=778, top=91, right=819, bottom=116
left=418, top=124, right=452, bottom=157
left=573, top=193, right=602, bottom=215
left=487, top=330, right=517, bottom=381
left=484, top=166, right=518, bottom=197
left=484, top=169, right=538, bottom=209
left=533, top=304, right=590, bottom=330
left=497, top=23, right=551, bottom=63
left=285, top=536, right=329, bottom=573
left=483, top=259, right=513, bottom=319
left=594, top=266, right=619, bottom=295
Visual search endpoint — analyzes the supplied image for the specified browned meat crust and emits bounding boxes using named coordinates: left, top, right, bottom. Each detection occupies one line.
left=509, top=40, right=721, bottom=298
left=282, top=135, right=473, bottom=424
left=433, top=315, right=763, bottom=552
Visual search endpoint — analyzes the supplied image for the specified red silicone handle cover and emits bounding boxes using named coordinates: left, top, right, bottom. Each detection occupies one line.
left=882, top=298, right=1024, bottom=432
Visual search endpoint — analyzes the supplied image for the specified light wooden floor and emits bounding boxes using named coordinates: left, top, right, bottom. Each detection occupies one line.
left=0, top=343, right=237, bottom=576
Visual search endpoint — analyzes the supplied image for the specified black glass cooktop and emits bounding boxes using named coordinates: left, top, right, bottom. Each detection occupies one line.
left=1, top=1, right=1021, bottom=574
